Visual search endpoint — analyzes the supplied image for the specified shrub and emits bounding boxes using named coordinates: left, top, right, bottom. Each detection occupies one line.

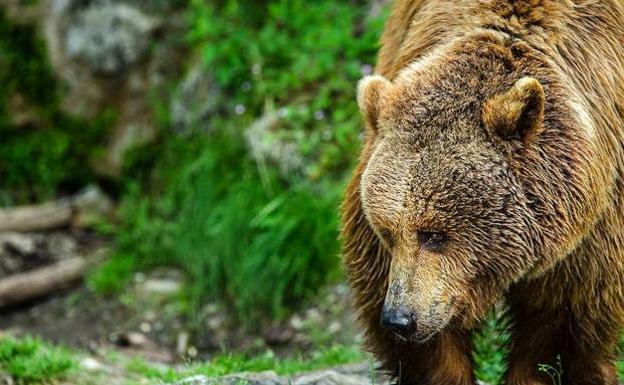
left=0, top=335, right=75, bottom=384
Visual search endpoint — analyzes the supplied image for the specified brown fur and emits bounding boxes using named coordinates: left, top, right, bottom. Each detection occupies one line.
left=341, top=1, right=624, bottom=384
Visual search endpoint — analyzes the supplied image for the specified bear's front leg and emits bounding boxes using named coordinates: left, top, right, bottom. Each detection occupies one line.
left=505, top=289, right=620, bottom=385
left=381, top=328, right=477, bottom=385
left=504, top=297, right=562, bottom=385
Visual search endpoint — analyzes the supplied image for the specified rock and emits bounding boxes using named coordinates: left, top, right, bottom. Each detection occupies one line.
left=293, top=370, right=368, bottom=385
left=65, top=3, right=159, bottom=75
left=114, top=331, right=150, bottom=348
left=367, top=0, right=391, bottom=19
left=263, top=325, right=295, bottom=346
left=207, top=371, right=283, bottom=385
left=174, top=375, right=210, bottom=385
left=170, top=61, right=221, bottom=134
left=244, top=111, right=306, bottom=177
left=0, top=373, right=14, bottom=385
left=71, top=184, right=115, bottom=227
left=0, top=233, right=38, bottom=257
left=141, top=278, right=183, bottom=295
left=80, top=357, right=110, bottom=372
left=4, top=0, right=187, bottom=178
left=176, top=331, right=190, bottom=356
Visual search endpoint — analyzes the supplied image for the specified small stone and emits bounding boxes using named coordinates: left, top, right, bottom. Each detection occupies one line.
left=361, top=63, right=374, bottom=76
left=264, top=325, right=295, bottom=346
left=289, top=315, right=304, bottom=330
left=141, top=278, right=182, bottom=295
left=176, top=331, right=189, bottom=355
left=0, top=373, right=14, bottom=385
left=207, top=316, right=224, bottom=330
left=140, top=322, right=152, bottom=334
left=170, top=62, right=220, bottom=134
left=65, top=3, right=159, bottom=75
left=235, top=104, right=246, bottom=115
left=203, top=303, right=219, bottom=315
left=216, top=371, right=283, bottom=385
left=305, top=308, right=321, bottom=322
left=134, top=272, right=146, bottom=283
left=174, top=375, right=209, bottom=385
left=187, top=346, right=198, bottom=358
left=327, top=321, right=341, bottom=334
left=80, top=357, right=107, bottom=372
left=116, top=331, right=149, bottom=348
left=293, top=370, right=367, bottom=385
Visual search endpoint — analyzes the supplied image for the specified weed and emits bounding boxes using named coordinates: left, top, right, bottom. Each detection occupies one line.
left=538, top=355, right=563, bottom=385
left=0, top=335, right=75, bottom=384
left=125, top=344, right=365, bottom=382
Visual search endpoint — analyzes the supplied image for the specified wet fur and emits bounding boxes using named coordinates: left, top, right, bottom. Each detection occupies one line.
left=341, top=1, right=624, bottom=384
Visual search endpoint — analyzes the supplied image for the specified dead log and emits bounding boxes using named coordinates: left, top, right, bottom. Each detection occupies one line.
left=0, top=201, right=73, bottom=233
left=0, top=185, right=114, bottom=232
left=0, top=257, right=88, bottom=307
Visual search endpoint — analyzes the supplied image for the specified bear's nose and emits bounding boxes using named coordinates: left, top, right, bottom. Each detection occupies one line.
left=380, top=305, right=417, bottom=336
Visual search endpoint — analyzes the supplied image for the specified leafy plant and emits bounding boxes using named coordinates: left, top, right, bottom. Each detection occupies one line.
left=0, top=335, right=75, bottom=384
left=473, top=311, right=509, bottom=384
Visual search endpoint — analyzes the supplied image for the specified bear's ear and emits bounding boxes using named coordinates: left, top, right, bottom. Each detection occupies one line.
left=482, top=77, right=545, bottom=142
left=357, top=75, right=391, bottom=133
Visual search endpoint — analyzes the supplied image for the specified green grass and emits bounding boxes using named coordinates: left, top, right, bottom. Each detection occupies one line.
left=0, top=335, right=76, bottom=384
left=87, top=253, right=138, bottom=295
left=125, top=344, right=366, bottom=383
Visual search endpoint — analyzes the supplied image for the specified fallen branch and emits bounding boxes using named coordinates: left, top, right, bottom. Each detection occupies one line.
left=0, top=201, right=73, bottom=233
left=0, top=185, right=114, bottom=232
left=0, top=257, right=89, bottom=307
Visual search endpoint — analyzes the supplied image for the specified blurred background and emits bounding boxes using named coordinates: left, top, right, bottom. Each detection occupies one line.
left=0, top=0, right=509, bottom=384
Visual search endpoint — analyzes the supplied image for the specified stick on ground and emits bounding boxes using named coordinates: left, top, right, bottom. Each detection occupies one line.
left=0, top=257, right=89, bottom=307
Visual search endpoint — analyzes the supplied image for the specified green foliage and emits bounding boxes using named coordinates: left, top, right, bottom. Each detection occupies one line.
left=473, top=311, right=509, bottom=384
left=175, top=132, right=342, bottom=325
left=125, top=344, right=366, bottom=382
left=187, top=0, right=383, bottom=178
left=0, top=335, right=75, bottom=384
left=93, top=0, right=385, bottom=328
left=87, top=253, right=137, bottom=295
left=0, top=10, right=111, bottom=205
left=105, top=128, right=343, bottom=327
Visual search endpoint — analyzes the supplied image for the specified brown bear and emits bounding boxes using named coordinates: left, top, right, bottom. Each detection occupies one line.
left=341, top=1, right=624, bottom=384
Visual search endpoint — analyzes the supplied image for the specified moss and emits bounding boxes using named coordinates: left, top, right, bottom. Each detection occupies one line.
left=0, top=10, right=111, bottom=205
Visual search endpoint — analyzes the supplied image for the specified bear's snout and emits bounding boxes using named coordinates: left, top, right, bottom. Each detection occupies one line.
left=380, top=303, right=417, bottom=337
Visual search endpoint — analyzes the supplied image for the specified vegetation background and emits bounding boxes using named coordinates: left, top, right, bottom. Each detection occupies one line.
left=0, top=1, right=620, bottom=384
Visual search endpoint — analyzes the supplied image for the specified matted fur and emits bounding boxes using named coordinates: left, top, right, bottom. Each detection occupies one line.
left=341, top=1, right=624, bottom=384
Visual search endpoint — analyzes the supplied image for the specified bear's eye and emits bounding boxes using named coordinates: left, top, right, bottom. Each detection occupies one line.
left=417, top=231, right=447, bottom=251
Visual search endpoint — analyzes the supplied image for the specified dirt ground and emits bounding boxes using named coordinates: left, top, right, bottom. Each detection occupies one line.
left=0, top=230, right=362, bottom=365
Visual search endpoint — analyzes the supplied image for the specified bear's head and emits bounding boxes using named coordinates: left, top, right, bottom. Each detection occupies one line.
left=356, top=39, right=551, bottom=342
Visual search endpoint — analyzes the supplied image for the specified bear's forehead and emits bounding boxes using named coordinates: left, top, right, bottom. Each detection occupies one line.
left=364, top=136, right=510, bottom=214
left=378, top=34, right=519, bottom=134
